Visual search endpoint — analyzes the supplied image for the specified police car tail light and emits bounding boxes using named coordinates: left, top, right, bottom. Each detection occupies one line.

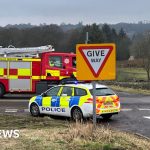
left=85, top=98, right=93, bottom=103
left=85, top=98, right=99, bottom=103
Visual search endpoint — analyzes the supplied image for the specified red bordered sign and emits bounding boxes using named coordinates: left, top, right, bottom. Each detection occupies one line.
left=76, top=44, right=116, bottom=80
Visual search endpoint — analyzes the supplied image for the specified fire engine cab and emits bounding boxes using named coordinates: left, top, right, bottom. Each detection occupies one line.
left=0, top=45, right=76, bottom=97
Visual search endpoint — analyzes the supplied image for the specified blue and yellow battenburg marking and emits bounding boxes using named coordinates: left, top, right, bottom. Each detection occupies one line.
left=30, top=95, right=87, bottom=110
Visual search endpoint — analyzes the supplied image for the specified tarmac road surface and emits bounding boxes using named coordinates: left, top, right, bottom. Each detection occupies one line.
left=0, top=92, right=150, bottom=138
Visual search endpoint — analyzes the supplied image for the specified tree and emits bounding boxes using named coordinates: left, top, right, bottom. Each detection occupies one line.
left=116, top=28, right=130, bottom=60
left=130, top=32, right=150, bottom=81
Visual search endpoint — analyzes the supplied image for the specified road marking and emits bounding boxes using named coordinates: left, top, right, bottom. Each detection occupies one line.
left=0, top=100, right=29, bottom=102
left=3, top=108, right=150, bottom=113
left=143, top=116, right=150, bottom=119
left=4, top=108, right=29, bottom=113
left=5, top=109, right=18, bottom=113
left=121, top=108, right=132, bottom=111
left=24, top=109, right=29, bottom=112
left=139, top=108, right=150, bottom=111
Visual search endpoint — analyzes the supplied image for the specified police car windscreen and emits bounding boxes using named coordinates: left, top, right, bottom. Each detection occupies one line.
left=90, top=88, right=114, bottom=96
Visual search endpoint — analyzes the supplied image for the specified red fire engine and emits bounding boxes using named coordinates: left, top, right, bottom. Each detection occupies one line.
left=0, top=45, right=76, bottom=97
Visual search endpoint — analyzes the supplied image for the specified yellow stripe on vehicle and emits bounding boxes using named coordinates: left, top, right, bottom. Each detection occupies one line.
left=0, top=68, right=4, bottom=75
left=0, top=58, right=18, bottom=61
left=79, top=95, right=89, bottom=106
left=73, top=72, right=77, bottom=77
left=42, top=97, right=52, bottom=107
left=30, top=96, right=37, bottom=103
left=32, top=76, right=41, bottom=80
left=9, top=76, right=18, bottom=79
left=46, top=70, right=60, bottom=76
left=57, top=87, right=63, bottom=96
left=60, top=96, right=70, bottom=108
left=22, top=58, right=41, bottom=62
left=18, top=69, right=31, bottom=76
left=41, top=76, right=46, bottom=79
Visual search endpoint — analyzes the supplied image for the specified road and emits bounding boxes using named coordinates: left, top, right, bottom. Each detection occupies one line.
left=0, top=92, right=150, bottom=138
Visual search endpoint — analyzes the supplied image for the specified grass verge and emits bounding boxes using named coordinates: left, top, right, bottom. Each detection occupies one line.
left=0, top=114, right=150, bottom=150
left=109, top=85, right=150, bottom=95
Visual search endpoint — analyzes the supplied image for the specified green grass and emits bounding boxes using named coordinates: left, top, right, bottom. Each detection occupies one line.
left=109, top=85, right=150, bottom=95
left=117, top=68, right=147, bottom=82
left=105, top=67, right=150, bottom=94
left=0, top=114, right=150, bottom=150
left=0, top=114, right=68, bottom=129
left=117, top=67, right=147, bottom=81
left=118, top=68, right=146, bottom=74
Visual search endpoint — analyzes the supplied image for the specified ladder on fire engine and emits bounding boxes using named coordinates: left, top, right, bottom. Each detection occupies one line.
left=0, top=45, right=54, bottom=57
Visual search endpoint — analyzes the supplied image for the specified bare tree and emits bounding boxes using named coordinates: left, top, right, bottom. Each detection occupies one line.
left=130, top=32, right=150, bottom=81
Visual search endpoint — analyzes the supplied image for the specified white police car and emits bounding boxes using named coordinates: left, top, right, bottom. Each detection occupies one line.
left=29, top=83, right=120, bottom=120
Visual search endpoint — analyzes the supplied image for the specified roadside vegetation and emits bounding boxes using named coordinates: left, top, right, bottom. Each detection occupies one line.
left=104, top=59, right=150, bottom=95
left=0, top=114, right=150, bottom=150
left=1, top=23, right=149, bottom=94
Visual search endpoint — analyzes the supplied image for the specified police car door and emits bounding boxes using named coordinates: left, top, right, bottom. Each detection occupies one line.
left=60, top=86, right=73, bottom=117
left=41, top=86, right=61, bottom=115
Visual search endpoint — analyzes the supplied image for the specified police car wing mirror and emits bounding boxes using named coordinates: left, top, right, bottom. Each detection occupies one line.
left=61, top=94, right=67, bottom=97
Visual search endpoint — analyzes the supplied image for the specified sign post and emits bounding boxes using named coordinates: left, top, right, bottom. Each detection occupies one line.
left=92, top=81, right=97, bottom=128
left=76, top=44, right=116, bottom=127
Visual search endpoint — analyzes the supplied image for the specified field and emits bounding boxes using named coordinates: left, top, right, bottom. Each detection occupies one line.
left=104, top=66, right=150, bottom=95
left=117, top=67, right=147, bottom=82
left=0, top=114, right=150, bottom=150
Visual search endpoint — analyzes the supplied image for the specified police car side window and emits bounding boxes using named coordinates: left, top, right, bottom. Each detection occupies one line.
left=74, top=88, right=87, bottom=96
left=61, top=87, right=72, bottom=96
left=46, top=87, right=60, bottom=96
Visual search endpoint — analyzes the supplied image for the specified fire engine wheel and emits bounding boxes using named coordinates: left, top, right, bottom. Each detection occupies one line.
left=30, top=103, right=41, bottom=117
left=101, top=114, right=112, bottom=120
left=71, top=107, right=83, bottom=122
left=0, top=84, right=5, bottom=98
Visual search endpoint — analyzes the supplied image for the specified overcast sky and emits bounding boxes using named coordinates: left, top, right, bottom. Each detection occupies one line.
left=0, top=0, right=149, bottom=26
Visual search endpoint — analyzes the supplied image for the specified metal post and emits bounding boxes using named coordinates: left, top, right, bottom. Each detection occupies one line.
left=92, top=81, right=97, bottom=128
left=85, top=32, right=89, bottom=44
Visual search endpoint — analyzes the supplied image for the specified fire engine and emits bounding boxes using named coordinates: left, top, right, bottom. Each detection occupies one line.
left=0, top=45, right=76, bottom=97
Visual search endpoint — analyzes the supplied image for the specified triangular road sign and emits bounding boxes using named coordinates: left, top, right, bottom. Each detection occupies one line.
left=79, top=46, right=113, bottom=77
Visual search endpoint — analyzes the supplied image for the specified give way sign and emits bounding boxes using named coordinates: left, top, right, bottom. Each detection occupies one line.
left=76, top=44, right=116, bottom=80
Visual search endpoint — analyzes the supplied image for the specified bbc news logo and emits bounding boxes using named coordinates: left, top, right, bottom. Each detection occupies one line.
left=0, top=130, right=20, bottom=138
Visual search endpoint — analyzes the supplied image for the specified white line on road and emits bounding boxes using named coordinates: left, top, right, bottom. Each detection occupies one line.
left=24, top=109, right=29, bottom=112
left=0, top=100, right=29, bottom=102
left=121, top=108, right=133, bottom=111
left=4, top=108, right=29, bottom=113
left=143, top=116, right=150, bottom=119
left=139, top=108, right=150, bottom=111
left=3, top=108, right=150, bottom=113
left=5, top=109, right=18, bottom=113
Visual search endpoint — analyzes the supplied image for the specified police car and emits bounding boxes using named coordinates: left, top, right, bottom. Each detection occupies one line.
left=29, top=83, right=120, bottom=120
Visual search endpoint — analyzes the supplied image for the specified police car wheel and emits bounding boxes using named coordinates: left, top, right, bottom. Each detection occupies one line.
left=101, top=114, right=112, bottom=120
left=71, top=107, right=83, bottom=122
left=0, top=84, right=5, bottom=98
left=30, top=103, right=40, bottom=117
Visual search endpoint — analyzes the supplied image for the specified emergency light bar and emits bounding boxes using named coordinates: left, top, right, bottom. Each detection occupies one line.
left=60, top=79, right=91, bottom=85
